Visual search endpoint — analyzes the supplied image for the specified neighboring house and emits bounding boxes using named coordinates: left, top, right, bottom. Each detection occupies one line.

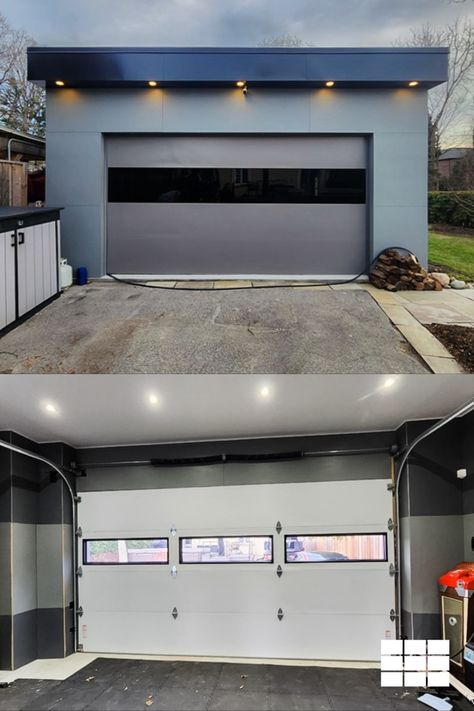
left=27, top=46, right=448, bottom=279
left=437, top=147, right=474, bottom=188
left=0, top=123, right=45, bottom=162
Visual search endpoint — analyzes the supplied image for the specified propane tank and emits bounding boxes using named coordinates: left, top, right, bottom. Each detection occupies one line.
left=60, top=258, right=73, bottom=289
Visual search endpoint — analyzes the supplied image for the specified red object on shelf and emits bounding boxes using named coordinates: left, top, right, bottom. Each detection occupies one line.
left=439, top=563, right=474, bottom=597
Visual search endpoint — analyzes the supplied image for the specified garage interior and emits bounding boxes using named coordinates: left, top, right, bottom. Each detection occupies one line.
left=0, top=374, right=474, bottom=709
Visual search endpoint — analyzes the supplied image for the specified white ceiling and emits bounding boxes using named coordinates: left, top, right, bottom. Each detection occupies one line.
left=0, top=375, right=473, bottom=448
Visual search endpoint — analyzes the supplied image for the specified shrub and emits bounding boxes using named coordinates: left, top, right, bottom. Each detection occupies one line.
left=428, top=191, right=474, bottom=229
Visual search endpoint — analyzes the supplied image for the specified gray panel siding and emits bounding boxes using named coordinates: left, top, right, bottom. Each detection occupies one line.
left=13, top=609, right=37, bottom=668
left=77, top=453, right=390, bottom=492
left=0, top=523, right=11, bottom=617
left=402, top=515, right=464, bottom=615
left=413, top=612, right=441, bottom=640
left=36, top=525, right=64, bottom=609
left=107, top=203, right=367, bottom=276
left=46, top=87, right=428, bottom=276
left=11, top=523, right=37, bottom=616
left=37, top=608, right=65, bottom=659
left=106, top=135, right=367, bottom=168
left=0, top=615, right=12, bottom=670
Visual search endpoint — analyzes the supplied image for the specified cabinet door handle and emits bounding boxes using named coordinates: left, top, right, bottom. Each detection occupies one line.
left=10, top=233, right=16, bottom=247
left=18, top=232, right=25, bottom=245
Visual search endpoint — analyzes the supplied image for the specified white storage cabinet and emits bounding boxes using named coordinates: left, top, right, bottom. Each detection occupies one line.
left=0, top=207, right=61, bottom=333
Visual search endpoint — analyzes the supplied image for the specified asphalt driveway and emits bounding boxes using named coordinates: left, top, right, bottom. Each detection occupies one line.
left=0, top=283, right=427, bottom=373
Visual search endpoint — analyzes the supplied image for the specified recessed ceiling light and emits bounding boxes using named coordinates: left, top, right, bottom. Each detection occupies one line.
left=408, top=81, right=419, bottom=87
left=147, top=392, right=160, bottom=406
left=42, top=401, right=59, bottom=415
left=236, top=81, right=246, bottom=88
left=325, top=80, right=335, bottom=87
left=258, top=384, right=271, bottom=400
left=148, top=80, right=158, bottom=87
left=55, top=80, right=65, bottom=87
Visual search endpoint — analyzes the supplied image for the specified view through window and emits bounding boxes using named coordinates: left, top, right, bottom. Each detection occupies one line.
left=84, top=538, right=169, bottom=565
left=285, top=534, right=387, bottom=563
left=180, top=536, right=273, bottom=563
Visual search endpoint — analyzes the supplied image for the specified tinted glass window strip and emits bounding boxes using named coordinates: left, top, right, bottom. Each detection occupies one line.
left=284, top=534, right=387, bottom=563
left=83, top=538, right=169, bottom=565
left=179, top=535, right=273, bottom=564
left=108, top=168, right=366, bottom=204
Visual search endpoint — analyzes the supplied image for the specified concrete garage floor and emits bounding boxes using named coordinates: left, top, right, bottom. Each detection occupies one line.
left=0, top=658, right=470, bottom=711
left=0, top=283, right=428, bottom=374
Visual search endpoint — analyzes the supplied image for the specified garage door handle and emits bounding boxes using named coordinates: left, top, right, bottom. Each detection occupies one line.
left=172, top=607, right=178, bottom=620
left=18, top=232, right=25, bottom=245
left=277, top=608, right=284, bottom=621
left=10, top=233, right=16, bottom=247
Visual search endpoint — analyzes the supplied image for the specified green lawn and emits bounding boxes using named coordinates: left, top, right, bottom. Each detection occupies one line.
left=428, top=231, right=474, bottom=281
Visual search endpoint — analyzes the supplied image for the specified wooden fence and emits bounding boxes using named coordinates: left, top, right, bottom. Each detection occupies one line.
left=0, top=159, right=28, bottom=206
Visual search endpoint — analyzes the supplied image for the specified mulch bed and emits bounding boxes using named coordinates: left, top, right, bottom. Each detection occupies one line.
left=426, top=323, right=474, bottom=373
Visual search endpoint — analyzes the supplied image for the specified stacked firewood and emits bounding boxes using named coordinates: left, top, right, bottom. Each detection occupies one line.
left=370, top=249, right=443, bottom=291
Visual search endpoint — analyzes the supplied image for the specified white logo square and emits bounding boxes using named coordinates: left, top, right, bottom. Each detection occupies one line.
left=428, top=640, right=449, bottom=656
left=404, top=671, right=427, bottom=687
left=381, top=671, right=403, bottom=687
left=381, top=640, right=403, bottom=655
left=427, top=655, right=449, bottom=671
left=427, top=671, right=450, bottom=687
left=405, top=639, right=427, bottom=655
left=404, top=655, right=427, bottom=671
left=381, top=655, right=403, bottom=671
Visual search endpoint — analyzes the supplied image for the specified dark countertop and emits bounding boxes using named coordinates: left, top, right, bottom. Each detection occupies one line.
left=0, top=206, right=63, bottom=221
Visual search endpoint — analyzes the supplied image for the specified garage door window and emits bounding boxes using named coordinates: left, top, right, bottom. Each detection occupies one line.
left=285, top=534, right=387, bottom=563
left=83, top=538, right=169, bottom=565
left=108, top=168, right=366, bottom=204
left=180, top=536, right=273, bottom=564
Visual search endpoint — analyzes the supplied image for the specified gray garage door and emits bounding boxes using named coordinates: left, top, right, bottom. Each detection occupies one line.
left=106, top=135, right=368, bottom=278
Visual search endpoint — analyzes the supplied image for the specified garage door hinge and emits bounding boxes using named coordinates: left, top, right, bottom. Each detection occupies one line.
left=277, top=608, right=284, bottom=621
left=389, top=564, right=398, bottom=576
left=76, top=566, right=83, bottom=577
left=387, top=483, right=395, bottom=492
left=77, top=644, right=84, bottom=652
left=275, top=521, right=282, bottom=534
left=387, top=518, right=396, bottom=531
left=276, top=565, right=283, bottom=578
left=389, top=609, right=399, bottom=622
left=75, top=526, right=82, bottom=538
left=74, top=496, right=82, bottom=504
left=77, top=606, right=84, bottom=617
left=172, top=607, right=178, bottom=620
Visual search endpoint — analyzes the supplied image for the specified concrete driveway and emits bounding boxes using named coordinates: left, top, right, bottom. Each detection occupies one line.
left=0, top=283, right=427, bottom=374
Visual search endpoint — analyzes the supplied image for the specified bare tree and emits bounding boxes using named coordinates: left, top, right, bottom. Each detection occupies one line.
left=397, top=19, right=474, bottom=187
left=259, top=34, right=308, bottom=47
left=0, top=13, right=45, bottom=136
left=0, top=13, right=22, bottom=87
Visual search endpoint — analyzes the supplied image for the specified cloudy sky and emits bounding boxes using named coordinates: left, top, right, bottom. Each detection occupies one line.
left=2, top=0, right=473, bottom=46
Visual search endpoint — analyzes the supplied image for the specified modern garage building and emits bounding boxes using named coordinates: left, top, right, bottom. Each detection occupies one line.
left=0, top=375, right=473, bottom=672
left=27, top=47, right=448, bottom=279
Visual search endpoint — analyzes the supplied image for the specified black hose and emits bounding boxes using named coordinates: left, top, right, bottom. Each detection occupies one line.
left=106, top=246, right=417, bottom=290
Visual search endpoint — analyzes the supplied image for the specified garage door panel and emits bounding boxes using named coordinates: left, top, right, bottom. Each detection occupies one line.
left=106, top=136, right=367, bottom=170
left=79, top=480, right=390, bottom=532
left=279, top=569, right=394, bottom=614
left=82, top=611, right=390, bottom=660
left=107, top=203, right=366, bottom=276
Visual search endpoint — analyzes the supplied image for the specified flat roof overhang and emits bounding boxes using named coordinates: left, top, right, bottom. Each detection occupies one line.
left=27, top=46, right=449, bottom=89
